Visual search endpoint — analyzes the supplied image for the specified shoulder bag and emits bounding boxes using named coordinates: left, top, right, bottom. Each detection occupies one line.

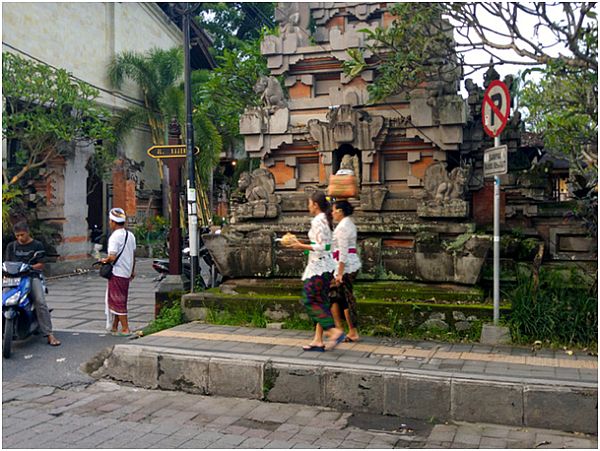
left=99, top=229, right=129, bottom=279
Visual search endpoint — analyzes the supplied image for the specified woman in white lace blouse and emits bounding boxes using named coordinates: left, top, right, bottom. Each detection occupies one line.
left=285, top=191, right=346, bottom=351
left=330, top=200, right=362, bottom=342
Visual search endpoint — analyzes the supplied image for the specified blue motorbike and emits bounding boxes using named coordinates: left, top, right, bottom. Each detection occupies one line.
left=2, top=250, right=46, bottom=358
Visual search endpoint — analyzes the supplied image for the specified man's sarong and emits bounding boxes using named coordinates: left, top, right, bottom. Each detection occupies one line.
left=105, top=275, right=130, bottom=329
left=301, top=272, right=334, bottom=330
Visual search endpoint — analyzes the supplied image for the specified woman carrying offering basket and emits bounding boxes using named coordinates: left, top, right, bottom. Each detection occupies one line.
left=282, top=191, right=346, bottom=351
left=330, top=200, right=361, bottom=342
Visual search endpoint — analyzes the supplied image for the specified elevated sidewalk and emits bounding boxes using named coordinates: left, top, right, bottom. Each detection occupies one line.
left=87, top=323, right=598, bottom=434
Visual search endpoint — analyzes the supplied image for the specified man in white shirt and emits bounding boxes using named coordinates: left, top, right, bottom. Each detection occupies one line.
left=100, top=208, right=137, bottom=335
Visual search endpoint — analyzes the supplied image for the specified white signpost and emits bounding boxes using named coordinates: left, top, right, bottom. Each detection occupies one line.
left=482, top=80, right=510, bottom=327
left=484, top=145, right=508, bottom=178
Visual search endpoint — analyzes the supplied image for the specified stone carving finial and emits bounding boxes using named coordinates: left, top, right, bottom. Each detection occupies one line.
left=275, top=3, right=300, bottom=36
left=254, top=76, right=287, bottom=112
left=483, top=64, right=500, bottom=88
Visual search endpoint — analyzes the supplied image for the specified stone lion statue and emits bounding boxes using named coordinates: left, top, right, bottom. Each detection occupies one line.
left=253, top=76, right=287, bottom=111
left=424, top=163, right=470, bottom=202
left=237, top=168, right=276, bottom=202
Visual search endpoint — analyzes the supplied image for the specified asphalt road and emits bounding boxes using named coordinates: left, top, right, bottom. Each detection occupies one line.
left=2, top=330, right=128, bottom=387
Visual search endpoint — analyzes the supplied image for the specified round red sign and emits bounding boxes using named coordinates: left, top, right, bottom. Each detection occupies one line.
left=482, top=80, right=511, bottom=138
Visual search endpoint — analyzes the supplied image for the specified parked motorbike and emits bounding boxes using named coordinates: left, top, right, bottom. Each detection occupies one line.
left=152, top=227, right=222, bottom=289
left=2, top=250, right=46, bottom=358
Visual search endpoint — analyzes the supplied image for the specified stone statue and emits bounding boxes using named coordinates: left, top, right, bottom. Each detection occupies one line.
left=275, top=3, right=300, bottom=36
left=424, top=163, right=469, bottom=202
left=254, top=76, right=287, bottom=111
left=231, top=168, right=280, bottom=222
left=237, top=168, right=276, bottom=202
left=338, top=154, right=361, bottom=182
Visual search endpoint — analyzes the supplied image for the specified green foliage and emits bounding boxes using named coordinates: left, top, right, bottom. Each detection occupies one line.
left=508, top=265, right=598, bottom=347
left=2, top=52, right=114, bottom=186
left=108, top=47, right=183, bottom=145
left=204, top=305, right=268, bottom=328
left=144, top=302, right=184, bottom=335
left=133, top=215, right=169, bottom=257
left=193, top=108, right=223, bottom=188
left=2, top=184, right=23, bottom=229
left=194, top=3, right=275, bottom=52
left=500, top=230, right=540, bottom=261
left=282, top=314, right=314, bottom=331
left=192, top=37, right=269, bottom=151
left=520, top=62, right=598, bottom=233
left=343, top=3, right=459, bottom=102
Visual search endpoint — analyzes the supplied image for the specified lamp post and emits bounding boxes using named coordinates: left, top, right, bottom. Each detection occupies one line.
left=177, top=2, right=198, bottom=291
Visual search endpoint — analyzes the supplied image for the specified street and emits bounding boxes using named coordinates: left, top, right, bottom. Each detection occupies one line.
left=4, top=379, right=597, bottom=449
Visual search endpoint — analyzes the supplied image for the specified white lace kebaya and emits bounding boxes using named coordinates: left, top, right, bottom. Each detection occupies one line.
left=301, top=212, right=337, bottom=280
left=333, top=216, right=362, bottom=276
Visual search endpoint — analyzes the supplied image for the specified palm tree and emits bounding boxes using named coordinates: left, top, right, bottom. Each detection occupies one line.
left=108, top=47, right=183, bottom=147
left=107, top=47, right=222, bottom=224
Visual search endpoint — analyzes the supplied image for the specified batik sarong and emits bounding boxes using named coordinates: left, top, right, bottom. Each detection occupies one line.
left=301, top=272, right=334, bottom=330
left=329, top=271, right=359, bottom=328
left=105, top=275, right=130, bottom=329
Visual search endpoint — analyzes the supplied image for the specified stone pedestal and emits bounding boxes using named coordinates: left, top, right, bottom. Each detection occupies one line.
left=417, top=200, right=469, bottom=218
left=480, top=324, right=511, bottom=345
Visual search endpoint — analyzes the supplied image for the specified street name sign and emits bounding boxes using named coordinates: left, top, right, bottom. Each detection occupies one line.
left=484, top=145, right=508, bottom=177
left=147, top=145, right=199, bottom=159
left=482, top=80, right=510, bottom=138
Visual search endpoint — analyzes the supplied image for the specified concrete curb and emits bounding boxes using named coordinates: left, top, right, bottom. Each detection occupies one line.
left=89, top=344, right=598, bottom=434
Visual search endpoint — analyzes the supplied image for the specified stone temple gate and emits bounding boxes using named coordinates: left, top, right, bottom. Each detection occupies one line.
left=203, top=2, right=596, bottom=285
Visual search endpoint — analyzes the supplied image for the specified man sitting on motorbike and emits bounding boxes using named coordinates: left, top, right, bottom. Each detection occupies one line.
left=4, top=221, right=61, bottom=346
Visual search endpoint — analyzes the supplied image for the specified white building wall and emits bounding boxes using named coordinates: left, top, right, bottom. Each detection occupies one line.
left=2, top=2, right=182, bottom=190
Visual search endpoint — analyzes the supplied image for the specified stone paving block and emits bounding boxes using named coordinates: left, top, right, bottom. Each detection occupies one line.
left=266, top=364, right=322, bottom=405
left=208, top=358, right=263, bottom=399
left=480, top=436, right=508, bottom=447
left=240, top=437, right=271, bottom=448
left=452, top=379, right=523, bottom=426
left=427, top=426, right=457, bottom=442
left=263, top=439, right=294, bottom=448
left=524, top=385, right=598, bottom=434
left=157, top=353, right=209, bottom=394
left=323, top=369, right=384, bottom=413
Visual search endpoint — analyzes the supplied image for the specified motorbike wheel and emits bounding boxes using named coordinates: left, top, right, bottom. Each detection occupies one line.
left=3, top=317, right=14, bottom=359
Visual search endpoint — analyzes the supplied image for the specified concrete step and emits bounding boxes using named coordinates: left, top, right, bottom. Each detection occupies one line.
left=85, top=323, right=598, bottom=435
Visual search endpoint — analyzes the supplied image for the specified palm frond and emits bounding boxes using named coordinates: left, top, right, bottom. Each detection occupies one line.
left=193, top=109, right=223, bottom=188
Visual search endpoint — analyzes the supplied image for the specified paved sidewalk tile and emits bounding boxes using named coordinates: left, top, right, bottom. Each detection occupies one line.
left=3, top=382, right=598, bottom=449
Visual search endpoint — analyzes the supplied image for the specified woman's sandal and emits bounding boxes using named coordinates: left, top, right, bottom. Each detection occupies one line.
left=326, top=332, right=346, bottom=350
left=302, top=344, right=325, bottom=352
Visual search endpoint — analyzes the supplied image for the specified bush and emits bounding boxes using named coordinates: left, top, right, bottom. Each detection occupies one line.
left=143, top=302, right=183, bottom=335
left=509, top=265, right=598, bottom=347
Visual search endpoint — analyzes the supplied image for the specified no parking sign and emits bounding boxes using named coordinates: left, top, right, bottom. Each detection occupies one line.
left=482, top=80, right=510, bottom=138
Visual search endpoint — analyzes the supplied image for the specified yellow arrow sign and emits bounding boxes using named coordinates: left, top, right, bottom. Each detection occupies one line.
left=147, top=145, right=200, bottom=159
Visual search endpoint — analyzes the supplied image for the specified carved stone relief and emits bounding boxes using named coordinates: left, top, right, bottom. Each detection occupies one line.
left=418, top=162, right=470, bottom=218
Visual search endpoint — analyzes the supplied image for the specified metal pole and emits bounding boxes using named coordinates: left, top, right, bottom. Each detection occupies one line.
left=183, top=3, right=198, bottom=292
left=493, top=136, right=501, bottom=325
